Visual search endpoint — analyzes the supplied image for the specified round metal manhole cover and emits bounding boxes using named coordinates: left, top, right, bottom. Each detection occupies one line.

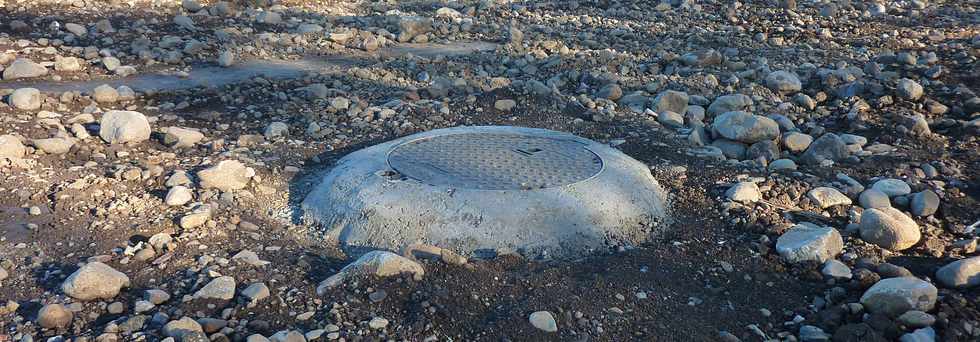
left=387, top=133, right=604, bottom=190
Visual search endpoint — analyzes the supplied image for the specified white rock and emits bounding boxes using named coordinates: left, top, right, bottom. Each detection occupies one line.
left=198, top=160, right=253, bottom=191
left=9, top=88, right=42, bottom=110
left=163, top=127, right=204, bottom=148
left=529, top=311, right=558, bottom=332
left=100, top=110, right=151, bottom=144
left=871, top=179, right=912, bottom=197
left=165, top=186, right=193, bottom=206
left=316, top=251, right=424, bottom=294
left=859, top=207, right=921, bottom=251
left=725, top=181, right=761, bottom=203
left=194, top=276, right=236, bottom=300
left=822, top=260, right=852, bottom=279
left=3, top=58, right=48, bottom=80
left=61, top=262, right=131, bottom=301
left=807, top=187, right=852, bottom=209
left=860, top=277, right=937, bottom=317
left=775, top=223, right=843, bottom=263
left=0, top=135, right=27, bottom=159
left=765, top=70, right=802, bottom=94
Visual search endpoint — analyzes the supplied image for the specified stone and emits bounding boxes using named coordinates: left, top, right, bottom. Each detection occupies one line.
left=801, top=133, right=848, bottom=165
left=163, top=127, right=204, bottom=148
left=32, top=138, right=74, bottom=154
left=776, top=223, right=843, bottom=263
left=102, top=57, right=121, bottom=71
left=860, top=207, right=920, bottom=251
left=596, top=84, right=622, bottom=100
left=217, top=51, right=235, bottom=67
left=100, top=111, right=151, bottom=144
left=397, top=16, right=432, bottom=43
left=174, top=15, right=197, bottom=30
left=711, top=139, right=747, bottom=160
left=145, top=289, right=171, bottom=304
left=182, top=0, right=203, bottom=11
left=3, top=58, right=48, bottom=80
left=765, top=70, right=802, bottom=94
left=194, top=276, right=236, bottom=300
left=768, top=159, right=797, bottom=171
left=900, top=327, right=935, bottom=342
left=163, top=317, right=204, bottom=340
left=54, top=56, right=83, bottom=71
left=910, top=190, right=939, bottom=217
left=367, top=317, right=388, bottom=330
left=198, top=160, right=252, bottom=191
left=241, top=282, right=270, bottom=302
left=165, top=186, right=193, bottom=206
left=896, top=78, right=923, bottom=100
left=747, top=140, right=779, bottom=162
left=9, top=88, right=42, bottom=110
left=257, top=11, right=282, bottom=25
left=65, top=23, right=86, bottom=36
left=316, top=251, right=424, bottom=294
left=725, top=181, right=761, bottom=203
left=711, top=111, right=780, bottom=144
left=799, top=325, right=830, bottom=342
left=897, top=311, right=935, bottom=329
left=871, top=179, right=912, bottom=197
left=936, top=257, right=980, bottom=288
left=657, top=111, right=684, bottom=128
left=651, top=90, right=689, bottom=115
left=529, top=311, right=558, bottom=332
left=859, top=189, right=892, bottom=209
left=61, top=262, right=130, bottom=301
left=37, top=303, right=73, bottom=329
left=179, top=204, right=212, bottom=229
left=93, top=84, right=119, bottom=103
left=494, top=99, right=517, bottom=111
left=707, top=94, right=753, bottom=116
left=860, top=277, right=937, bottom=317
left=822, top=260, right=852, bottom=280
left=807, top=187, right=852, bottom=209
left=782, top=132, right=814, bottom=153
left=264, top=122, right=289, bottom=140
left=0, top=135, right=26, bottom=159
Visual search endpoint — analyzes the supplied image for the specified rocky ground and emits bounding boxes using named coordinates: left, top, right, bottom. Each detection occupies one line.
left=0, top=0, right=978, bottom=341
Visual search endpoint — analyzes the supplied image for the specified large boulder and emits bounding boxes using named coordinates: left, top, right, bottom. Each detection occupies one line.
left=316, top=251, right=424, bottom=294
left=775, top=223, right=843, bottom=263
left=936, top=257, right=980, bottom=288
left=9, top=87, right=42, bottom=110
left=61, top=262, right=131, bottom=301
left=860, top=277, right=937, bottom=317
left=859, top=207, right=920, bottom=251
left=711, top=111, right=780, bottom=144
left=100, top=110, right=151, bottom=144
left=198, top=160, right=253, bottom=191
left=3, top=58, right=48, bottom=80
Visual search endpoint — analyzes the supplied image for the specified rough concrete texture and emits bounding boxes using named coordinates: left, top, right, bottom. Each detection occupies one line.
left=302, top=126, right=670, bottom=258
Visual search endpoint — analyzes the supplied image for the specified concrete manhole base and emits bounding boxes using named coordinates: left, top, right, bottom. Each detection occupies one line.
left=301, top=126, right=670, bottom=258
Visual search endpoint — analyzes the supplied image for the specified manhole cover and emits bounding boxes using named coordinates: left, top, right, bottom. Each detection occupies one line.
left=387, top=133, right=603, bottom=190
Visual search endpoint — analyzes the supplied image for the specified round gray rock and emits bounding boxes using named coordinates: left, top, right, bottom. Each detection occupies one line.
left=860, top=277, right=937, bottom=317
left=301, top=126, right=670, bottom=258
left=936, top=256, right=980, bottom=289
left=711, top=111, right=780, bottom=144
left=859, top=207, right=921, bottom=251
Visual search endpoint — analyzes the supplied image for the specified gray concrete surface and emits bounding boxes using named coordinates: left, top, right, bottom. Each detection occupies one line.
left=301, top=126, right=670, bottom=258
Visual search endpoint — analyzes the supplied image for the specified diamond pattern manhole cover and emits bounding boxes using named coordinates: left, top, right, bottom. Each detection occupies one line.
left=387, top=133, right=604, bottom=190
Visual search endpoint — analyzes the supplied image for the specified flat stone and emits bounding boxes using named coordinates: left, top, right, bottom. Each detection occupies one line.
left=725, top=181, right=761, bottom=203
left=765, top=70, right=802, bottom=94
left=163, top=127, right=204, bottom=148
left=193, top=276, right=236, bottom=300
left=860, top=277, right=937, bottom=317
left=163, top=317, right=204, bottom=340
left=3, top=58, right=48, bottom=80
left=707, top=94, right=753, bottom=116
left=822, top=259, right=852, bottom=279
left=775, top=223, right=843, bottom=263
left=782, top=132, right=813, bottom=153
left=317, top=251, right=424, bottom=293
left=198, top=160, right=253, bottom=191
left=859, top=207, right=920, bottom=251
left=807, top=187, right=852, bottom=209
left=165, top=186, right=193, bottom=206
left=897, top=311, right=935, bottom=329
left=936, top=256, right=980, bottom=288
left=241, top=282, right=270, bottom=302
